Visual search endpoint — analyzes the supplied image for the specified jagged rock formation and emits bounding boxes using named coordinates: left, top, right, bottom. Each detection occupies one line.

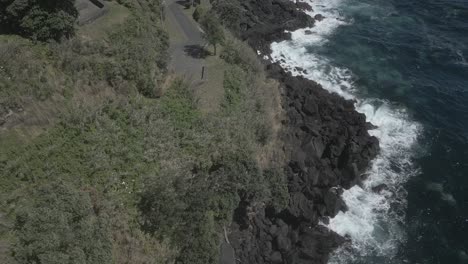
left=214, top=0, right=380, bottom=263
left=214, top=0, right=314, bottom=54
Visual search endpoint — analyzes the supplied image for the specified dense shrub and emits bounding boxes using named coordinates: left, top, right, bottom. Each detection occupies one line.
left=12, top=182, right=112, bottom=264
left=220, top=36, right=263, bottom=73
left=192, top=6, right=206, bottom=22
left=211, top=0, right=242, bottom=32
left=0, top=0, right=78, bottom=41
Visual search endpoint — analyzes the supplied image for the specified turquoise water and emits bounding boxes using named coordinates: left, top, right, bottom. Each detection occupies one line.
left=321, top=0, right=468, bottom=262
left=270, top=0, right=468, bottom=262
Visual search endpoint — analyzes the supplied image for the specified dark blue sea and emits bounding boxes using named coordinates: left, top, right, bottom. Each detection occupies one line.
left=270, top=0, right=468, bottom=263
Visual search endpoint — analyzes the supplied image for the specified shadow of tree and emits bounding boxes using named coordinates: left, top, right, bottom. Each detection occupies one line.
left=184, top=44, right=210, bottom=59
left=176, top=0, right=191, bottom=9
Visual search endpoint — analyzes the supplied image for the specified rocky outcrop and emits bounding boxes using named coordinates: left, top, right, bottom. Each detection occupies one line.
left=214, top=0, right=380, bottom=263
left=214, top=0, right=314, bottom=54
left=296, top=1, right=313, bottom=12
left=225, top=64, right=379, bottom=264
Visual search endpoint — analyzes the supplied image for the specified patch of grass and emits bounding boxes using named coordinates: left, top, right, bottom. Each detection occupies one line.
left=78, top=2, right=131, bottom=40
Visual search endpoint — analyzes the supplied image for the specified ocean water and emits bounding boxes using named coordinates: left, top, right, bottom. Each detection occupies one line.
left=270, top=0, right=468, bottom=263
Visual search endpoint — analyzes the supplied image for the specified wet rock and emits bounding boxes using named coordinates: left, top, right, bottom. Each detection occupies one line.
left=314, top=14, right=325, bottom=21
left=324, top=188, right=347, bottom=217
left=296, top=1, right=313, bottom=11
left=288, top=192, right=315, bottom=220
left=276, top=234, right=291, bottom=252
left=372, top=183, right=388, bottom=193
left=270, top=251, right=283, bottom=263
left=213, top=0, right=315, bottom=54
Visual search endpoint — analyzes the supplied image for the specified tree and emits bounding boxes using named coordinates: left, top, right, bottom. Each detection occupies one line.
left=200, top=13, right=224, bottom=55
left=192, top=6, right=206, bottom=22
left=12, top=182, right=113, bottom=264
left=0, top=0, right=78, bottom=41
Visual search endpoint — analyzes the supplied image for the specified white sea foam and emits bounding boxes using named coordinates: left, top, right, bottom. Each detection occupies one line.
left=271, top=0, right=421, bottom=262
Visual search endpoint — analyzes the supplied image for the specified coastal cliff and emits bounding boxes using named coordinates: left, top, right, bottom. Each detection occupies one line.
left=213, top=0, right=380, bottom=263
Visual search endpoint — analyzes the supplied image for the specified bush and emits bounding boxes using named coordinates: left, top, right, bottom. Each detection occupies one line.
left=255, top=121, right=272, bottom=145
left=212, top=0, right=242, bottom=32
left=220, top=36, right=263, bottom=73
left=138, top=152, right=263, bottom=264
left=107, top=16, right=169, bottom=97
left=192, top=6, right=206, bottom=22
left=222, top=66, right=246, bottom=109
left=0, top=0, right=78, bottom=41
left=12, top=182, right=113, bottom=264
left=264, top=169, right=289, bottom=212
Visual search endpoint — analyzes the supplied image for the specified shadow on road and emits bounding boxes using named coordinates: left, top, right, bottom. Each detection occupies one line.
left=176, top=0, right=191, bottom=9
left=184, top=44, right=210, bottom=59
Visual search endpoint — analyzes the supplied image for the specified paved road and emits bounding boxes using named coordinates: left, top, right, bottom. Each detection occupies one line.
left=167, top=0, right=203, bottom=42
left=76, top=0, right=108, bottom=25
left=165, top=0, right=205, bottom=80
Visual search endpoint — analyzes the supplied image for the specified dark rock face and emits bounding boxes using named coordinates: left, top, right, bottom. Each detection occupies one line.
left=226, top=65, right=379, bottom=264
left=296, top=1, right=313, bottom=12
left=214, top=0, right=314, bottom=54
left=214, top=1, right=380, bottom=263
left=229, top=208, right=347, bottom=264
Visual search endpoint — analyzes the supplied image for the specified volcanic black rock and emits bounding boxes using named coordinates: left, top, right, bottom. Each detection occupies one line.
left=214, top=1, right=380, bottom=263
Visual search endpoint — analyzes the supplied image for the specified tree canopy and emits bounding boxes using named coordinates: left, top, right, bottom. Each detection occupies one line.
left=200, top=12, right=224, bottom=55
left=0, top=0, right=78, bottom=41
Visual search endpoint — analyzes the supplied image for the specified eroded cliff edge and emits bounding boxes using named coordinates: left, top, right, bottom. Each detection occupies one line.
left=213, top=0, right=380, bottom=263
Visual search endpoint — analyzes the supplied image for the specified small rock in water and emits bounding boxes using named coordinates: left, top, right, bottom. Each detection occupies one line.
left=304, top=30, right=313, bottom=35
left=314, top=14, right=325, bottom=21
left=366, top=122, right=378, bottom=130
left=295, top=66, right=304, bottom=72
left=372, top=184, right=388, bottom=193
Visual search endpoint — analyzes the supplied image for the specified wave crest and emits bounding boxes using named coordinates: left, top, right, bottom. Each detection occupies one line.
left=270, top=0, right=422, bottom=262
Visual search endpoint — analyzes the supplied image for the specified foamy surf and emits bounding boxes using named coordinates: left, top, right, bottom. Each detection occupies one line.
left=270, top=0, right=421, bottom=263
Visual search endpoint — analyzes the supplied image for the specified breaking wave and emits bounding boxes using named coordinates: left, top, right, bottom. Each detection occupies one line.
left=269, top=0, right=422, bottom=262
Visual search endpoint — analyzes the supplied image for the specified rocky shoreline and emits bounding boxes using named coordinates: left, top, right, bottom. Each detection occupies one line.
left=214, top=0, right=380, bottom=263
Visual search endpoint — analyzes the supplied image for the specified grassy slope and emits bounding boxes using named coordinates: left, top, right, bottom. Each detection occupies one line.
left=0, top=1, right=286, bottom=263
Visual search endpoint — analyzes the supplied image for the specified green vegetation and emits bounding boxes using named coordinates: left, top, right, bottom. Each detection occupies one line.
left=200, top=12, right=225, bottom=55
left=0, top=0, right=168, bottom=135
left=0, top=0, right=78, bottom=41
left=192, top=6, right=206, bottom=22
left=211, top=0, right=243, bottom=34
left=12, top=182, right=112, bottom=264
left=0, top=1, right=287, bottom=264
